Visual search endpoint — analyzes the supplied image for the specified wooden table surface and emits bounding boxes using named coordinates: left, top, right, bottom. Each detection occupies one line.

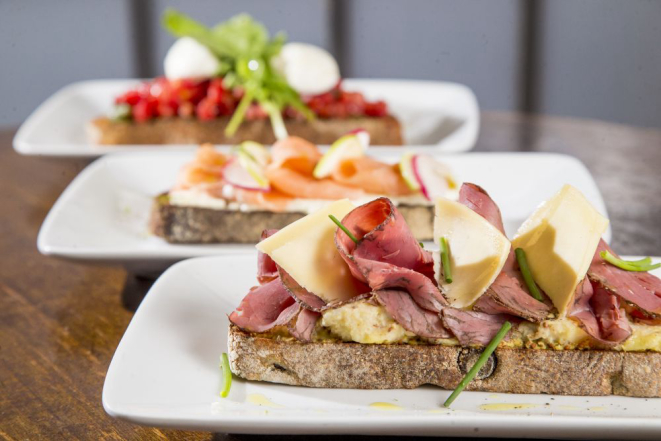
left=1, top=112, right=660, bottom=440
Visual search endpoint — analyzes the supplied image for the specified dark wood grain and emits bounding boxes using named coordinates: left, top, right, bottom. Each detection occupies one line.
left=0, top=112, right=660, bottom=440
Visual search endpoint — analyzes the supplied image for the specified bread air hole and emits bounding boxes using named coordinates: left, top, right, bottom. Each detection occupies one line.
left=457, top=348, right=497, bottom=380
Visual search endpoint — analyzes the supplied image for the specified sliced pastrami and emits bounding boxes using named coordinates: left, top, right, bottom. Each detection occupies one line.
left=474, top=270, right=551, bottom=322
left=441, top=308, right=512, bottom=346
left=374, top=290, right=451, bottom=339
left=229, top=278, right=300, bottom=333
left=288, top=308, right=321, bottom=342
left=569, top=277, right=632, bottom=345
left=257, top=229, right=279, bottom=284
left=458, top=183, right=506, bottom=235
left=334, top=198, right=450, bottom=337
left=589, top=240, right=661, bottom=314
left=277, top=266, right=327, bottom=311
left=335, top=197, right=436, bottom=284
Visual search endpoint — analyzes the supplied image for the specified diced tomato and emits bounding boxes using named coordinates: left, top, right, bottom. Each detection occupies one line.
left=196, top=97, right=219, bottom=121
left=364, top=100, right=388, bottom=117
left=115, top=90, right=141, bottom=106
left=178, top=102, right=195, bottom=118
left=207, top=78, right=226, bottom=103
left=112, top=76, right=389, bottom=122
left=132, top=97, right=158, bottom=122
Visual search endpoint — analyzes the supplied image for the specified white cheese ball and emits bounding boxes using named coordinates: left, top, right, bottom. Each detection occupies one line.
left=272, top=42, right=340, bottom=95
left=164, top=37, right=220, bottom=80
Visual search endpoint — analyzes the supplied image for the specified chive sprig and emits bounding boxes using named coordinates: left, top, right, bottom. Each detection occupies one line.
left=440, top=236, right=453, bottom=284
left=220, top=352, right=233, bottom=398
left=329, top=215, right=358, bottom=244
left=443, top=321, right=512, bottom=408
left=515, top=248, right=544, bottom=301
left=601, top=251, right=661, bottom=272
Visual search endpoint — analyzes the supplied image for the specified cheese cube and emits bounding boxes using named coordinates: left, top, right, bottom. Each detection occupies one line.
left=434, top=198, right=511, bottom=308
left=256, top=199, right=358, bottom=303
left=512, top=185, right=608, bottom=316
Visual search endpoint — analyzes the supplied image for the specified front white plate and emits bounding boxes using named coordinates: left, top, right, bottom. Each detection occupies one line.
left=13, top=78, right=479, bottom=157
left=102, top=254, right=661, bottom=438
left=37, top=151, right=611, bottom=274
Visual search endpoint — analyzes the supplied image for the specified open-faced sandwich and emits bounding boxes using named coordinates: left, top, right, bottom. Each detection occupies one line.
left=89, top=10, right=402, bottom=146
left=225, top=183, right=661, bottom=402
left=150, top=133, right=455, bottom=243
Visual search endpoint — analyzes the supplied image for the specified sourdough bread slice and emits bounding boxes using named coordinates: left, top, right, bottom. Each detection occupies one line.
left=90, top=115, right=403, bottom=146
left=228, top=324, right=661, bottom=397
left=150, top=197, right=433, bottom=243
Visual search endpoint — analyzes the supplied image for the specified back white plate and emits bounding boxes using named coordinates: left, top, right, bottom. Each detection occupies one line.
left=102, top=254, right=661, bottom=438
left=36, top=151, right=610, bottom=273
left=13, top=78, right=479, bottom=157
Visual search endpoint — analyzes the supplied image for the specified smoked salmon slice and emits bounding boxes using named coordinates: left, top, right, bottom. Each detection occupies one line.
left=331, top=157, right=413, bottom=196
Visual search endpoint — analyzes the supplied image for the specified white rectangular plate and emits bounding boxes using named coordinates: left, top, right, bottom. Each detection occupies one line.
left=13, top=78, right=479, bottom=157
left=102, top=254, right=661, bottom=438
left=37, top=151, right=610, bottom=274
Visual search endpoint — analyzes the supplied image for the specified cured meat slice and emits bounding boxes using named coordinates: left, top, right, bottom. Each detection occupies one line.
left=257, top=229, right=279, bottom=284
left=569, top=278, right=632, bottom=345
left=589, top=240, right=661, bottom=314
left=229, top=278, right=300, bottom=333
left=288, top=308, right=321, bottom=342
left=335, top=198, right=445, bottom=310
left=374, top=290, right=451, bottom=339
left=441, top=308, right=512, bottom=346
left=458, top=183, right=505, bottom=235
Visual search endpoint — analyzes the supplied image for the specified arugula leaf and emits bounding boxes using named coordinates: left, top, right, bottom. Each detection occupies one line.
left=162, top=8, right=227, bottom=57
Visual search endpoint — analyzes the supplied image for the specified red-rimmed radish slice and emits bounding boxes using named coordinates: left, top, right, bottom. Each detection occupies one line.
left=223, top=157, right=270, bottom=192
left=398, top=152, right=421, bottom=191
left=313, top=133, right=365, bottom=179
left=347, top=128, right=370, bottom=149
left=412, top=154, right=455, bottom=201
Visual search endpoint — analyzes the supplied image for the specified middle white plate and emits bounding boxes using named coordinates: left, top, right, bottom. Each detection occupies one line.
left=37, top=151, right=610, bottom=274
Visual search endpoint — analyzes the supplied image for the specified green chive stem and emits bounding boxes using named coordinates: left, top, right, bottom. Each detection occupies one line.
left=440, top=236, right=452, bottom=284
left=225, top=90, right=254, bottom=136
left=515, top=248, right=545, bottom=301
left=443, top=321, right=512, bottom=408
left=220, top=352, right=232, bottom=398
left=601, top=251, right=661, bottom=272
left=329, top=215, right=358, bottom=244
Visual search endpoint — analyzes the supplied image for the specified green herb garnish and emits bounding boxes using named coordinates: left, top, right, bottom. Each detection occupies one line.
left=329, top=215, right=358, bottom=244
left=443, top=321, right=512, bottom=408
left=600, top=251, right=661, bottom=272
left=112, top=103, right=132, bottom=121
left=515, top=248, right=544, bottom=301
left=162, top=9, right=313, bottom=139
left=220, top=352, right=232, bottom=398
left=419, top=242, right=424, bottom=248
left=440, top=236, right=452, bottom=283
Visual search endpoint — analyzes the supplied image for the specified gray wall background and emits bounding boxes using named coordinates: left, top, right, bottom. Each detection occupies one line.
left=1, top=0, right=660, bottom=128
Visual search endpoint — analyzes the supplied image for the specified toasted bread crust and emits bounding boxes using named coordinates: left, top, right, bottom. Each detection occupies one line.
left=228, top=324, right=661, bottom=397
left=89, top=115, right=403, bottom=146
left=150, top=198, right=433, bottom=243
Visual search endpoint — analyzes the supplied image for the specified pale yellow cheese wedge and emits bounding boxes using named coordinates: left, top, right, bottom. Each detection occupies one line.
left=511, top=185, right=608, bottom=316
left=256, top=199, right=358, bottom=303
left=434, top=198, right=511, bottom=308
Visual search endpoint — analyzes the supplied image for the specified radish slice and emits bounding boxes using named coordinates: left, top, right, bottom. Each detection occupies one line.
left=398, top=152, right=421, bottom=191
left=347, top=128, right=370, bottom=149
left=412, top=154, right=454, bottom=201
left=223, top=157, right=270, bottom=192
left=313, top=133, right=365, bottom=179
